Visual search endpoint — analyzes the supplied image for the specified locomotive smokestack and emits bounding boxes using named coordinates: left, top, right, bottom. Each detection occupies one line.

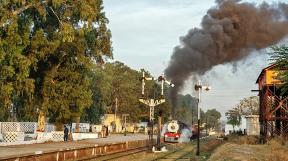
left=165, top=0, right=288, bottom=111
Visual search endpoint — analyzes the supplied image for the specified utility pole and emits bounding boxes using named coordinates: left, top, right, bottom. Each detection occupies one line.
left=122, top=114, right=129, bottom=136
left=191, top=106, right=193, bottom=127
left=194, top=80, right=211, bottom=156
left=114, top=97, right=118, bottom=133
left=196, top=81, right=201, bottom=156
left=139, top=72, right=174, bottom=151
left=206, top=116, right=208, bottom=136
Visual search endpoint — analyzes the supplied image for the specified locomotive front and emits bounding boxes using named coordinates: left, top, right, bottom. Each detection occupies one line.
left=164, top=120, right=181, bottom=142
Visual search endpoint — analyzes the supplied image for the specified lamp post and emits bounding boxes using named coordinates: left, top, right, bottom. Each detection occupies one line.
left=194, top=80, right=210, bottom=156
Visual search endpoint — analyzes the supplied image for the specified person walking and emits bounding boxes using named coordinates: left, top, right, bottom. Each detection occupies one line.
left=64, top=125, right=69, bottom=141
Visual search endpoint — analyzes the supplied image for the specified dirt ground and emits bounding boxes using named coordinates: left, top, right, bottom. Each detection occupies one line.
left=208, top=143, right=270, bottom=161
left=208, top=137, right=288, bottom=161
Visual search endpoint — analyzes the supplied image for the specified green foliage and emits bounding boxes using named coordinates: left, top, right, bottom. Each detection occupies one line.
left=226, top=96, right=259, bottom=131
left=0, top=1, right=174, bottom=124
left=226, top=109, right=241, bottom=131
left=269, top=45, right=288, bottom=95
left=235, top=96, right=259, bottom=115
left=204, top=108, right=221, bottom=130
left=174, top=94, right=198, bottom=124
left=0, top=0, right=112, bottom=124
left=81, top=67, right=105, bottom=124
left=94, top=61, right=171, bottom=122
left=97, top=61, right=142, bottom=122
left=174, top=94, right=221, bottom=129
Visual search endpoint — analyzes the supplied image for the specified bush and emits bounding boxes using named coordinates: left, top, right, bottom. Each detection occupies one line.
left=228, top=135, right=259, bottom=144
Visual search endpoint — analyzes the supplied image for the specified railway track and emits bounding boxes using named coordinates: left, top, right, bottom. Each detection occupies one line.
left=79, top=142, right=182, bottom=161
left=151, top=145, right=193, bottom=161
left=78, top=146, right=148, bottom=161
left=80, top=137, right=213, bottom=161
left=151, top=136, right=211, bottom=161
left=151, top=142, right=197, bottom=161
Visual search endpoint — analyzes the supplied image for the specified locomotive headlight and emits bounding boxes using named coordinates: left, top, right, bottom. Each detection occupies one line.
left=164, top=134, right=168, bottom=137
left=176, top=135, right=179, bottom=138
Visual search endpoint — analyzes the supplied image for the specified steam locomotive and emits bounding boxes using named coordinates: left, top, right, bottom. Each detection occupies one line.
left=163, top=120, right=198, bottom=143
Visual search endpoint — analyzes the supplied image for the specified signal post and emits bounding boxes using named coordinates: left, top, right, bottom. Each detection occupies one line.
left=139, top=71, right=174, bottom=150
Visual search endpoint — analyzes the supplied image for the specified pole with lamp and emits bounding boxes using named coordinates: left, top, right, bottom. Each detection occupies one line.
left=194, top=80, right=211, bottom=156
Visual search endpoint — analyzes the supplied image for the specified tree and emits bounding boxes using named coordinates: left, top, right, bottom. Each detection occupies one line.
left=204, top=109, right=221, bottom=131
left=174, top=94, right=198, bottom=125
left=93, top=61, right=173, bottom=122
left=0, top=1, right=113, bottom=126
left=225, top=96, right=259, bottom=132
left=269, top=45, right=288, bottom=95
left=80, top=66, right=105, bottom=124
left=225, top=109, right=241, bottom=132
left=95, top=61, right=142, bottom=121
left=235, top=96, right=259, bottom=115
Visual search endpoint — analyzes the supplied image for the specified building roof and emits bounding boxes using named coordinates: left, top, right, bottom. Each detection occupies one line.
left=255, top=64, right=277, bottom=84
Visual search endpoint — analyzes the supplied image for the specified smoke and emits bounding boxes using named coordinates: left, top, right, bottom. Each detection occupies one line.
left=178, top=128, right=192, bottom=143
left=161, top=123, right=168, bottom=136
left=165, top=0, right=288, bottom=111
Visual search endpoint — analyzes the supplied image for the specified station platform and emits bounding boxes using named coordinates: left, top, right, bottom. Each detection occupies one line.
left=0, top=134, right=150, bottom=160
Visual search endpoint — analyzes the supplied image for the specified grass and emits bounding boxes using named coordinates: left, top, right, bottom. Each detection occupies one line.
left=208, top=135, right=288, bottom=161
left=187, top=138, right=224, bottom=161
left=267, top=137, right=288, bottom=161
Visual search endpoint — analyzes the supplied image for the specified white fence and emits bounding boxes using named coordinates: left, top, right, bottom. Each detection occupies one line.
left=0, top=122, right=91, bottom=133
left=2, top=132, right=25, bottom=142
left=0, top=122, right=98, bottom=144
left=1, top=122, right=37, bottom=133
left=20, top=122, right=37, bottom=133
left=51, top=131, right=64, bottom=142
left=1, top=122, right=18, bottom=133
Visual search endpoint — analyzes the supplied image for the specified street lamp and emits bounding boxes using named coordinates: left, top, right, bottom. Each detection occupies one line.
left=194, top=80, right=210, bottom=156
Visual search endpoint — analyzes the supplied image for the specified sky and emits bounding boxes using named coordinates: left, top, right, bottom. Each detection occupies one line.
left=103, top=0, right=287, bottom=119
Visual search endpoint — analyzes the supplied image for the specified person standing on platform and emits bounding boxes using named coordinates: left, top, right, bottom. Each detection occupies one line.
left=102, top=125, right=106, bottom=138
left=64, top=125, right=69, bottom=141
left=106, top=126, right=109, bottom=137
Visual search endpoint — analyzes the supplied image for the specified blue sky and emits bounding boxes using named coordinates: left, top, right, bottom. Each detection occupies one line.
left=103, top=0, right=287, bottom=118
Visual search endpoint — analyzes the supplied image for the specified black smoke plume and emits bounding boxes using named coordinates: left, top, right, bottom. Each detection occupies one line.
left=165, top=0, right=288, bottom=115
